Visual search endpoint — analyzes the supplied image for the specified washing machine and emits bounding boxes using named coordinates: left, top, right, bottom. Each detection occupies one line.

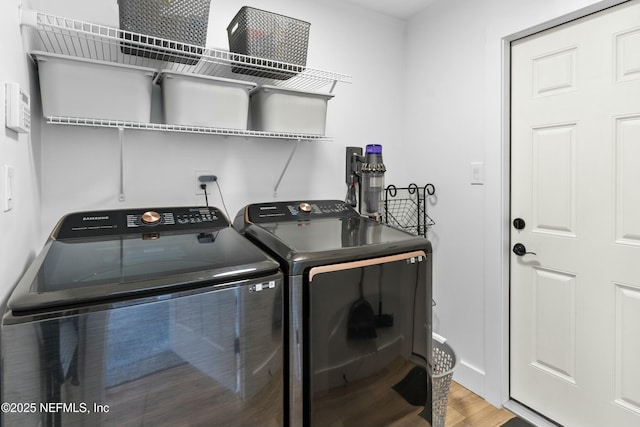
left=1, top=206, right=284, bottom=427
left=234, top=200, right=432, bottom=427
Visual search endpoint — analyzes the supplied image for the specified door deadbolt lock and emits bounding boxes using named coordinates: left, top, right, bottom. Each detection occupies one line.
left=513, top=243, right=536, bottom=256
left=513, top=218, right=526, bottom=230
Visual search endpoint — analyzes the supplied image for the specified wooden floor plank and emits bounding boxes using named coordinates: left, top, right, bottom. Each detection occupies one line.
left=445, top=382, right=515, bottom=427
left=102, top=360, right=513, bottom=427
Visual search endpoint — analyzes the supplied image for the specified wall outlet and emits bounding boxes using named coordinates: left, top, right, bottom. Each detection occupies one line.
left=195, top=170, right=212, bottom=195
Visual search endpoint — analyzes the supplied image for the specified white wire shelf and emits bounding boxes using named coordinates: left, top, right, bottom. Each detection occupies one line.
left=21, top=9, right=352, bottom=93
left=45, top=117, right=332, bottom=141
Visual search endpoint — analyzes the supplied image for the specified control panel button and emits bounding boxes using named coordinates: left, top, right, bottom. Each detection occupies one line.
left=56, top=207, right=227, bottom=239
left=141, top=211, right=161, bottom=225
left=298, top=202, right=312, bottom=213
left=246, top=200, right=359, bottom=223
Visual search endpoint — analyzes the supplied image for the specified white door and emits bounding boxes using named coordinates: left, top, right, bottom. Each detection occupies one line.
left=510, top=1, right=640, bottom=426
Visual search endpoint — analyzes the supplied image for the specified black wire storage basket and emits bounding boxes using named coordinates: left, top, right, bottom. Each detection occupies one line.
left=383, top=184, right=435, bottom=238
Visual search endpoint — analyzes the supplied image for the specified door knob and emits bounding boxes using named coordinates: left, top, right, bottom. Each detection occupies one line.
left=513, top=243, right=536, bottom=256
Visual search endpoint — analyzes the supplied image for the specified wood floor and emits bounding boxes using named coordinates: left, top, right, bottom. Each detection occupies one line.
left=101, top=358, right=514, bottom=427
left=312, top=357, right=517, bottom=427
left=444, top=381, right=516, bottom=427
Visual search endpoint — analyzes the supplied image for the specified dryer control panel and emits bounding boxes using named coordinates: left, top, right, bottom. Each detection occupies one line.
left=55, top=206, right=228, bottom=239
left=246, top=200, right=359, bottom=223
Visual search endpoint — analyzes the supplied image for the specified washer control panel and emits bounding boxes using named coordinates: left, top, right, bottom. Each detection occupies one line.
left=55, top=207, right=227, bottom=239
left=247, top=200, right=359, bottom=223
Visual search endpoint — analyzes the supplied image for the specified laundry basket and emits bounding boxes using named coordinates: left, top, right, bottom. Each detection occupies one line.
left=432, top=335, right=457, bottom=427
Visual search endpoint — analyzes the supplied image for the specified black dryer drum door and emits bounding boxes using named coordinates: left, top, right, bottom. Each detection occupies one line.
left=306, top=251, right=431, bottom=427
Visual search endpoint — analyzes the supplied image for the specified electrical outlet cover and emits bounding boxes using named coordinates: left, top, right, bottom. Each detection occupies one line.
left=194, top=170, right=212, bottom=195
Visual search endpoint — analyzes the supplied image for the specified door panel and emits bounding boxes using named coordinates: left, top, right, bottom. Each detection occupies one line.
left=615, top=282, right=640, bottom=413
left=510, top=1, right=640, bottom=426
left=532, top=124, right=577, bottom=236
left=531, top=267, right=576, bottom=383
left=615, top=28, right=640, bottom=82
left=615, top=116, right=640, bottom=244
left=532, top=47, right=577, bottom=97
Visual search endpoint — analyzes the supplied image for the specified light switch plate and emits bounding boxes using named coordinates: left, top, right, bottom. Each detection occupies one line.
left=4, top=165, right=15, bottom=211
left=470, top=162, right=484, bottom=185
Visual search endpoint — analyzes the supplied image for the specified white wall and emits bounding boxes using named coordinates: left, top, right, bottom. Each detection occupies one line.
left=404, top=0, right=627, bottom=406
left=32, top=0, right=407, bottom=237
left=403, top=0, right=489, bottom=397
left=0, top=0, right=41, bottom=306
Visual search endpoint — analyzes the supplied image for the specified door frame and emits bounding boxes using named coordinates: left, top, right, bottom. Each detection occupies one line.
left=493, top=0, right=630, bottom=423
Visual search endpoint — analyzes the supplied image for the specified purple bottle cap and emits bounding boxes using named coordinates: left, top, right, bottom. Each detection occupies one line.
left=365, top=144, right=382, bottom=154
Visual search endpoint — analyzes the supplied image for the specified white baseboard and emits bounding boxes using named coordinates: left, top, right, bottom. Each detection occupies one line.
left=452, top=359, right=486, bottom=399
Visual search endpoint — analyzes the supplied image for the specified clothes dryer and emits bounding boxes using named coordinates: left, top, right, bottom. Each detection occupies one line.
left=234, top=200, right=432, bottom=427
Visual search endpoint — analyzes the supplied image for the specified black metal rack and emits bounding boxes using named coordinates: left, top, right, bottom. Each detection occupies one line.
left=383, top=183, right=435, bottom=238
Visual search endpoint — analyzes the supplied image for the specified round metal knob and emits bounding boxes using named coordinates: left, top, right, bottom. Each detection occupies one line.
left=298, top=203, right=312, bottom=213
left=141, top=211, right=161, bottom=225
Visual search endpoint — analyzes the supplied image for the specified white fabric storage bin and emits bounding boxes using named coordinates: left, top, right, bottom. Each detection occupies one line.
left=32, top=51, right=155, bottom=122
left=159, top=71, right=256, bottom=129
left=250, top=85, right=334, bottom=135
